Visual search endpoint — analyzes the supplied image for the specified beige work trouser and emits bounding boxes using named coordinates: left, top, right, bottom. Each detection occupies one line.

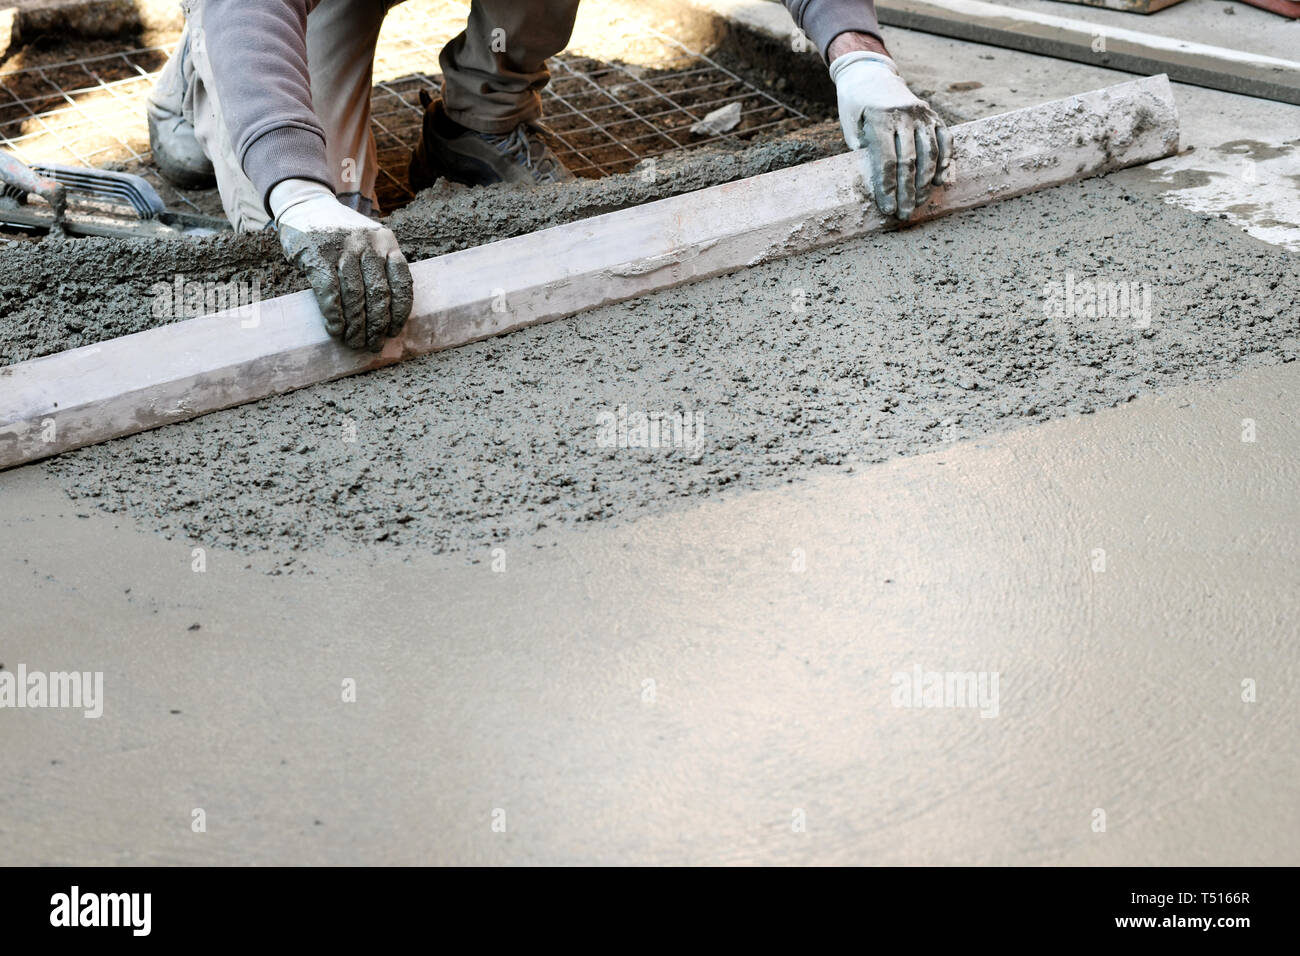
left=175, top=0, right=581, bottom=231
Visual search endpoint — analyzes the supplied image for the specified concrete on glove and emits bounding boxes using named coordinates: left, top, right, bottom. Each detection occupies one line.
left=830, top=50, right=952, bottom=220
left=270, top=179, right=414, bottom=353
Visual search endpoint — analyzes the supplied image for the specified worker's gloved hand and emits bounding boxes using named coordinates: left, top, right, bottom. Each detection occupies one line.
left=270, top=179, right=413, bottom=351
left=830, top=51, right=953, bottom=221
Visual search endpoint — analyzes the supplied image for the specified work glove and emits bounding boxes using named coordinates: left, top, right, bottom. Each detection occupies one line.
left=270, top=179, right=414, bottom=351
left=830, top=51, right=953, bottom=222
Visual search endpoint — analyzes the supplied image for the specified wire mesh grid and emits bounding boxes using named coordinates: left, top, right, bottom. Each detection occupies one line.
left=1, top=1, right=808, bottom=216
left=0, top=47, right=195, bottom=209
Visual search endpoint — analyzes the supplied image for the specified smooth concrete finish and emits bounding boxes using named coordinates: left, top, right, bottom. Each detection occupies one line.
left=2, top=362, right=1297, bottom=865
left=875, top=0, right=1300, bottom=103
left=999, top=0, right=1300, bottom=62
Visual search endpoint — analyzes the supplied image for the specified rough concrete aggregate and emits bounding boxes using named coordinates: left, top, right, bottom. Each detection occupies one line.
left=34, top=173, right=1299, bottom=570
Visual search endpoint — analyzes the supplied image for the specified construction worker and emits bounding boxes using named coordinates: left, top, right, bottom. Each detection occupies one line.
left=148, top=0, right=951, bottom=351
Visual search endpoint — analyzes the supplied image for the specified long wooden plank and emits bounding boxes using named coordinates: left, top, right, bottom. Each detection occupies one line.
left=876, top=0, right=1300, bottom=105
left=0, top=75, right=1179, bottom=471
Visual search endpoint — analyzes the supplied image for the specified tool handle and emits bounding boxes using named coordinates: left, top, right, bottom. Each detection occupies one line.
left=0, top=151, right=67, bottom=232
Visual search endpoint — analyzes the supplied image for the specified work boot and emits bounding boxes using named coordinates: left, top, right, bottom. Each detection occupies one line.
left=408, top=91, right=574, bottom=191
left=146, top=28, right=216, bottom=189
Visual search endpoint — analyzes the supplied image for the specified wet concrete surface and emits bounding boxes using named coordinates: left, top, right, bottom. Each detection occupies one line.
left=31, top=174, right=1300, bottom=571
left=3, top=362, right=1296, bottom=864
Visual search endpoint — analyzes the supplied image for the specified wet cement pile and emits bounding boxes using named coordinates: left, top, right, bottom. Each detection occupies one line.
left=33, top=170, right=1298, bottom=571
left=0, top=125, right=844, bottom=366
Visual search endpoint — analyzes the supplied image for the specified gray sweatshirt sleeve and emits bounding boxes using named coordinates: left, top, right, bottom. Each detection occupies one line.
left=783, top=0, right=882, bottom=60
left=201, top=0, right=334, bottom=214
left=198, top=0, right=880, bottom=213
